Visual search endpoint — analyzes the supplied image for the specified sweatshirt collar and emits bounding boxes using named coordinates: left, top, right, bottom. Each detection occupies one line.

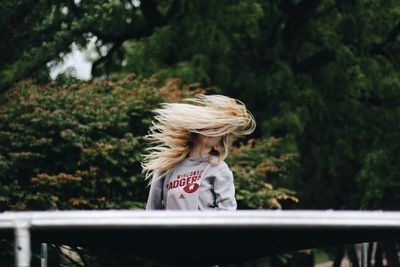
left=187, top=152, right=210, bottom=162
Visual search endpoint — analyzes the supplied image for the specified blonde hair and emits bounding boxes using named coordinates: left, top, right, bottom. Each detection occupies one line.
left=140, top=94, right=256, bottom=181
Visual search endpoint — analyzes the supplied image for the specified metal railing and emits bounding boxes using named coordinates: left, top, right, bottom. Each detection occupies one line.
left=1, top=210, right=399, bottom=267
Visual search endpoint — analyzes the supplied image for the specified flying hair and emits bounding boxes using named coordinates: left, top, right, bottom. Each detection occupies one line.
left=140, top=94, right=256, bottom=183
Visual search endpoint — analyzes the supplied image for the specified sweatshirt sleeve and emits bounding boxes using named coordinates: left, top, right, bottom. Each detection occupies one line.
left=213, top=164, right=237, bottom=210
left=146, top=172, right=165, bottom=210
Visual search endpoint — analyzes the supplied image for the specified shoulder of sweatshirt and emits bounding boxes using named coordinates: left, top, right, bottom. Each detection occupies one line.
left=207, top=159, right=232, bottom=176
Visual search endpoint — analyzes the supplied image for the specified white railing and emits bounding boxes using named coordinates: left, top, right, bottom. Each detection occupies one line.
left=1, top=210, right=399, bottom=267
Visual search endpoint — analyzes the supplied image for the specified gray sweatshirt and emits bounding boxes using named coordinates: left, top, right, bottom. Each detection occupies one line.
left=146, top=154, right=237, bottom=210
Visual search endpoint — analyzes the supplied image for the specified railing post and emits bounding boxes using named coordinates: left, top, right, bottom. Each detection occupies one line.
left=41, top=243, right=48, bottom=267
left=361, top=242, right=368, bottom=267
left=15, top=222, right=31, bottom=267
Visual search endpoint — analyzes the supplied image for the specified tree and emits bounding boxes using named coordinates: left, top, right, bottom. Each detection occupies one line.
left=120, top=0, right=400, bottom=209
left=0, top=0, right=180, bottom=90
left=2, top=0, right=400, bottom=210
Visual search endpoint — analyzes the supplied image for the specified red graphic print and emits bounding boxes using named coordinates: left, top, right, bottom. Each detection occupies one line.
left=183, top=183, right=200, bottom=193
left=166, top=169, right=204, bottom=193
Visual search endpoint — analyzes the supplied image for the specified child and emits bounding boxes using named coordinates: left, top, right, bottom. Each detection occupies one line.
left=141, top=94, right=256, bottom=210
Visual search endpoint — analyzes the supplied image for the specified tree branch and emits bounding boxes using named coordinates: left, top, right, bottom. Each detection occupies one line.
left=0, top=31, right=76, bottom=91
left=91, top=41, right=123, bottom=77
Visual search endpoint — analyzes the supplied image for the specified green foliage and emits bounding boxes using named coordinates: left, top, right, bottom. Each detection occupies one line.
left=121, top=0, right=400, bottom=210
left=227, top=137, right=299, bottom=209
left=0, top=76, right=298, bottom=212
left=0, top=75, right=202, bottom=211
left=124, top=0, right=265, bottom=87
left=0, top=75, right=300, bottom=266
left=0, top=0, right=175, bottom=88
left=3, top=0, right=400, bottom=211
left=355, top=58, right=400, bottom=210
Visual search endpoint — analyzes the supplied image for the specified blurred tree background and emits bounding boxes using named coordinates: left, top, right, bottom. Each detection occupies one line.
left=1, top=0, right=400, bottom=266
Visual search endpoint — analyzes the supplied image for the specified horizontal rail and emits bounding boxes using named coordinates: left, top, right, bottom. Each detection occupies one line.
left=1, top=210, right=400, bottom=228
left=1, top=210, right=400, bottom=267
